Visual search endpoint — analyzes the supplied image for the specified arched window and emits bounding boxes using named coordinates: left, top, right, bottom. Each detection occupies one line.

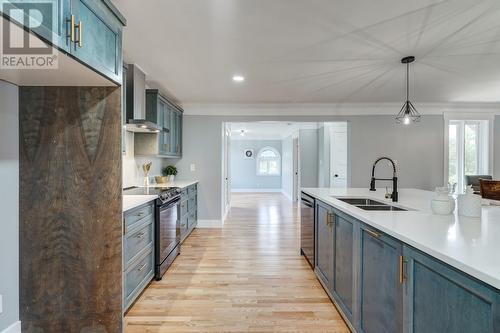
left=256, top=147, right=281, bottom=176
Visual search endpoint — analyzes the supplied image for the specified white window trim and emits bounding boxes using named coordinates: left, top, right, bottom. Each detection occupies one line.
left=443, top=112, right=495, bottom=191
left=256, top=146, right=281, bottom=176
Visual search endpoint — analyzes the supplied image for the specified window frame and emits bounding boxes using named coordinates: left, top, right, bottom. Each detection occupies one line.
left=256, top=146, right=281, bottom=176
left=444, top=113, right=494, bottom=193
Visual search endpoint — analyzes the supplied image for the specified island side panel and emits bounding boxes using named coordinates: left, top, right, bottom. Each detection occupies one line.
left=19, top=86, right=122, bottom=332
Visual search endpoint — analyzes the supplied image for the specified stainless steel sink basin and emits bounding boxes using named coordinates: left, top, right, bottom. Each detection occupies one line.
left=335, top=197, right=408, bottom=211
left=337, top=198, right=386, bottom=206
left=356, top=205, right=407, bottom=211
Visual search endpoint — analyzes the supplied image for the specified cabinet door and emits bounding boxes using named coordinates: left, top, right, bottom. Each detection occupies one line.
left=332, top=210, right=354, bottom=321
left=175, top=111, right=182, bottom=155
left=315, top=201, right=334, bottom=291
left=359, top=226, right=403, bottom=333
left=404, top=246, right=500, bottom=333
left=1, top=0, right=72, bottom=52
left=70, top=0, right=122, bottom=83
left=160, top=100, right=170, bottom=155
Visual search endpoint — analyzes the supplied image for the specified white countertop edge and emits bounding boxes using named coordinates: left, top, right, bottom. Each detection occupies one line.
left=301, top=187, right=500, bottom=290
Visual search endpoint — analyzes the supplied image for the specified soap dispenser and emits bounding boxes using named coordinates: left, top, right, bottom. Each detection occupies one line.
left=457, top=185, right=482, bottom=218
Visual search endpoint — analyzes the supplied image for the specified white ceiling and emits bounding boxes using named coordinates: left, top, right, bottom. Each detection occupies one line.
left=115, top=0, right=500, bottom=104
left=229, top=122, right=318, bottom=140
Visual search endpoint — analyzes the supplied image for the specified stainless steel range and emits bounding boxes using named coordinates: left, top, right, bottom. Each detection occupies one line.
left=123, top=186, right=181, bottom=280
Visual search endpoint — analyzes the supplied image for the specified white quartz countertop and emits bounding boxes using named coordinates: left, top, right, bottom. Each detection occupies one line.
left=301, top=188, right=500, bottom=290
left=123, top=195, right=157, bottom=212
left=122, top=180, right=199, bottom=212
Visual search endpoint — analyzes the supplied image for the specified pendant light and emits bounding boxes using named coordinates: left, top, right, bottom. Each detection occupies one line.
left=396, top=56, right=421, bottom=125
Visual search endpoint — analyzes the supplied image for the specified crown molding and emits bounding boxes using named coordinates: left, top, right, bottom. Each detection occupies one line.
left=182, top=102, right=500, bottom=116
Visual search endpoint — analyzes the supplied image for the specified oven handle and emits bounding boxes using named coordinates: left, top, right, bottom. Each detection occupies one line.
left=301, top=198, right=314, bottom=208
left=159, top=196, right=181, bottom=210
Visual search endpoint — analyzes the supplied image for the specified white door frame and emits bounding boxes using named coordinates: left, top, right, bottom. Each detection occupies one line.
left=292, top=135, right=300, bottom=202
left=329, top=122, right=350, bottom=188
left=221, top=122, right=231, bottom=222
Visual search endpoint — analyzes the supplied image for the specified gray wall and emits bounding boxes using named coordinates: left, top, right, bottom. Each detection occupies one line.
left=0, top=81, right=19, bottom=331
left=299, top=129, right=319, bottom=187
left=230, top=139, right=282, bottom=190
left=281, top=135, right=294, bottom=198
left=174, top=114, right=498, bottom=221
left=349, top=115, right=444, bottom=189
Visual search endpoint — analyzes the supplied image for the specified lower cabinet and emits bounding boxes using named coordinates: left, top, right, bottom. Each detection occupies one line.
left=403, top=246, right=500, bottom=333
left=332, top=209, right=355, bottom=322
left=315, top=201, right=334, bottom=291
left=180, top=183, right=198, bottom=243
left=312, top=201, right=500, bottom=333
left=359, top=225, right=403, bottom=333
left=123, top=202, right=155, bottom=312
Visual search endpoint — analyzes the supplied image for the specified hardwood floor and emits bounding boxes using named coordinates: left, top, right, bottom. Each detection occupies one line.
left=125, top=193, right=349, bottom=332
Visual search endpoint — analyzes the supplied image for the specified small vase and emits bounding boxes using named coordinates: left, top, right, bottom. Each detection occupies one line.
left=431, top=187, right=455, bottom=215
left=167, top=175, right=175, bottom=183
left=457, top=185, right=482, bottom=218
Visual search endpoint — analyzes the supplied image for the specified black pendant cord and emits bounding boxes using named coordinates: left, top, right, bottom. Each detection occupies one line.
left=406, top=61, right=409, bottom=104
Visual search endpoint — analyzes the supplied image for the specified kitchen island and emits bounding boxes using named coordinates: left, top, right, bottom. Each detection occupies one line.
left=301, top=187, right=500, bottom=333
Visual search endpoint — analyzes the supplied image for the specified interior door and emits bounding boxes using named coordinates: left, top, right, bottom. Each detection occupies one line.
left=293, top=137, right=300, bottom=202
left=330, top=123, right=348, bottom=188
left=223, top=127, right=231, bottom=214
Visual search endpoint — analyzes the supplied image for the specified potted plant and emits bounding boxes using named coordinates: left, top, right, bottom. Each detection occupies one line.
left=162, top=165, right=178, bottom=183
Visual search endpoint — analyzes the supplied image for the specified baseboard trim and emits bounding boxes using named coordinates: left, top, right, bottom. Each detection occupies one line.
left=197, top=219, right=223, bottom=228
left=231, top=188, right=282, bottom=193
left=1, top=321, right=21, bottom=333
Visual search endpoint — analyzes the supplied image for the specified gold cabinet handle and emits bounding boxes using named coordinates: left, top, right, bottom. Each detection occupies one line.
left=66, top=15, right=75, bottom=42
left=399, top=255, right=406, bottom=284
left=365, top=229, right=381, bottom=238
left=325, top=212, right=334, bottom=226
left=137, top=211, right=145, bottom=217
left=135, top=232, right=146, bottom=239
left=75, top=20, right=82, bottom=47
left=137, top=263, right=147, bottom=272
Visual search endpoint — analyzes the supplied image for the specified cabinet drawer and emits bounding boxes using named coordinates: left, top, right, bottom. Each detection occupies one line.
left=188, top=196, right=197, bottom=212
left=124, top=203, right=154, bottom=231
left=124, top=247, right=154, bottom=302
left=181, top=187, right=188, bottom=198
left=180, top=199, right=188, bottom=217
left=124, top=222, right=153, bottom=268
left=188, top=184, right=197, bottom=195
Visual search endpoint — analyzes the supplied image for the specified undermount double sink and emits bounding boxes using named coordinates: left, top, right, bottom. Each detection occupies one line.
left=336, top=198, right=408, bottom=211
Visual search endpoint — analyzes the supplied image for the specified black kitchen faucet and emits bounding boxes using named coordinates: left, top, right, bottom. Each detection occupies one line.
left=369, top=157, right=398, bottom=202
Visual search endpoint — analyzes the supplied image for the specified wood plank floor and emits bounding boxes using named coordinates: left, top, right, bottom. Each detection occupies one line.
left=125, top=193, right=349, bottom=332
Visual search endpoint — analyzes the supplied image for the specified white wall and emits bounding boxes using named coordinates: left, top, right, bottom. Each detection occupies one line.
left=230, top=140, right=282, bottom=190
left=122, top=131, right=166, bottom=187
left=0, top=81, right=20, bottom=332
left=281, top=135, right=294, bottom=199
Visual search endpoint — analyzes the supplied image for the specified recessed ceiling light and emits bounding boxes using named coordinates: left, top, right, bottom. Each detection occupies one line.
left=233, top=75, right=245, bottom=82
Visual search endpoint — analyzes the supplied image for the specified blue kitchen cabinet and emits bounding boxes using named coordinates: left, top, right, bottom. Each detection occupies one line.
left=70, top=0, right=123, bottom=83
left=0, top=0, right=125, bottom=83
left=331, top=208, right=355, bottom=322
left=0, top=0, right=72, bottom=52
left=315, top=200, right=334, bottom=292
left=359, top=225, right=403, bottom=333
left=403, top=246, right=500, bottom=333
left=180, top=183, right=198, bottom=243
left=145, top=89, right=183, bottom=158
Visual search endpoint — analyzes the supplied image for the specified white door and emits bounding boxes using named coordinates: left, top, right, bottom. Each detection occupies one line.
left=292, top=137, right=299, bottom=202
left=330, top=123, right=348, bottom=188
left=224, top=127, right=231, bottom=211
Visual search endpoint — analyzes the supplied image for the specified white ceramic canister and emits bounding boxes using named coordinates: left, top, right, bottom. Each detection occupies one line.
left=431, top=187, right=456, bottom=215
left=457, top=185, right=482, bottom=218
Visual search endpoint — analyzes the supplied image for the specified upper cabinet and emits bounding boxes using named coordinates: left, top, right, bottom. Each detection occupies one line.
left=138, top=89, right=183, bottom=158
left=0, top=0, right=125, bottom=84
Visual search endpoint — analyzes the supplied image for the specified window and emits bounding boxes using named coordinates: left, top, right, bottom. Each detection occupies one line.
left=257, top=147, right=281, bottom=176
left=446, top=117, right=492, bottom=194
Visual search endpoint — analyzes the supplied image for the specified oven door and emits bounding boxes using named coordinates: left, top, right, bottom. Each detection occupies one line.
left=156, top=197, right=180, bottom=264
